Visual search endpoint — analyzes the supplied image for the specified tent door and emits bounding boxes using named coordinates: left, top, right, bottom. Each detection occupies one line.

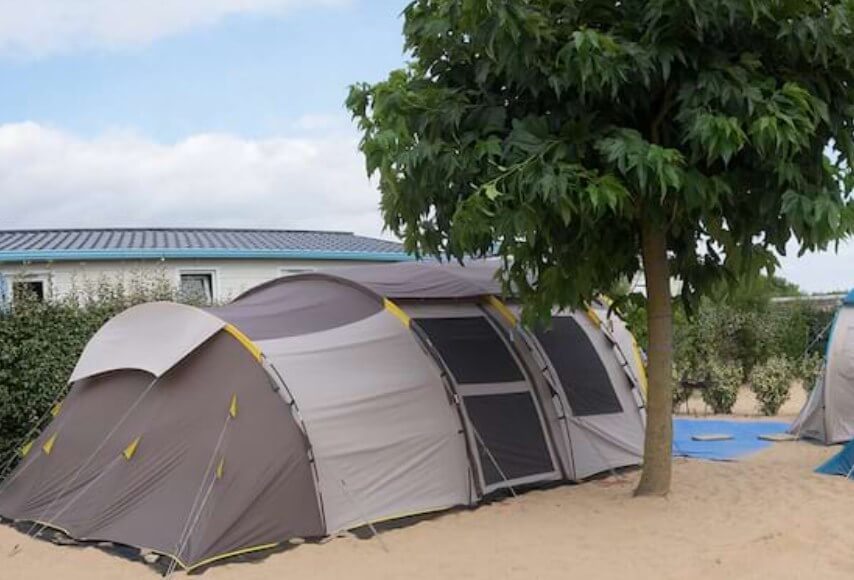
left=412, top=313, right=560, bottom=495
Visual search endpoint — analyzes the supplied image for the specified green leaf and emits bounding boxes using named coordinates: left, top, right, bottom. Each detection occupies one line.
left=483, top=182, right=502, bottom=201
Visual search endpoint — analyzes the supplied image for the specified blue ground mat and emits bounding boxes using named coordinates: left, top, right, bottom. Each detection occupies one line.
left=672, top=418, right=791, bottom=461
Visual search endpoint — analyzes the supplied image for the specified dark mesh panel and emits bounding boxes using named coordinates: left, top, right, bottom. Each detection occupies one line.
left=535, top=317, right=623, bottom=416
left=414, top=317, right=524, bottom=384
left=464, top=393, right=554, bottom=485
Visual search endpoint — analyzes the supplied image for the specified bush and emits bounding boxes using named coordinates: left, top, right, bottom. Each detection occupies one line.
left=793, top=352, right=824, bottom=393
left=701, top=359, right=742, bottom=414
left=749, top=356, right=794, bottom=416
left=0, top=271, right=182, bottom=468
left=672, top=366, right=691, bottom=408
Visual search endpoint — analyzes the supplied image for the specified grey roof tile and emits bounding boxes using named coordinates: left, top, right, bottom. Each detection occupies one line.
left=0, top=228, right=407, bottom=261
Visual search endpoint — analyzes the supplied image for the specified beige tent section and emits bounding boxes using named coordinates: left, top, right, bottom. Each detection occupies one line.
left=790, top=292, right=854, bottom=444
left=0, top=262, right=646, bottom=571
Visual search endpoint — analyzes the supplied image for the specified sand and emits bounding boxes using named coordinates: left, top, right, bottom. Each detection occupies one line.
left=1, top=433, right=851, bottom=580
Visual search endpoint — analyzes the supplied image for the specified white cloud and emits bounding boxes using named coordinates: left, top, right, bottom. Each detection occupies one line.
left=0, top=0, right=348, bottom=57
left=0, top=121, right=389, bottom=238
left=1, top=120, right=850, bottom=291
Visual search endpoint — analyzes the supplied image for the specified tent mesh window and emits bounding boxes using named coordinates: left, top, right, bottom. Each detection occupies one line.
left=464, top=392, right=554, bottom=485
left=415, top=316, right=555, bottom=484
left=535, top=317, right=624, bottom=416
left=414, top=317, right=525, bottom=384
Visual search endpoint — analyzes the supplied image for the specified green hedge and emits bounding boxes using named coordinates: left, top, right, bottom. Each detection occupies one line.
left=0, top=274, right=181, bottom=468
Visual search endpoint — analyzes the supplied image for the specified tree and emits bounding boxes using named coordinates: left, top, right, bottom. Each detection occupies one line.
left=708, top=273, right=802, bottom=310
left=347, top=0, right=854, bottom=495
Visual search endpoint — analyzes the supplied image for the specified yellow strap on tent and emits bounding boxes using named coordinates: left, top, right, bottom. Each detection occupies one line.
left=383, top=298, right=410, bottom=327
left=224, top=324, right=262, bottom=362
left=588, top=304, right=647, bottom=394
left=484, top=296, right=517, bottom=326
left=183, top=542, right=280, bottom=572
left=585, top=306, right=603, bottom=327
left=122, top=437, right=141, bottom=461
left=20, top=441, right=33, bottom=457
left=216, top=457, right=225, bottom=480
left=42, top=433, right=57, bottom=456
left=631, top=338, right=649, bottom=396
left=229, top=394, right=238, bottom=419
left=50, top=401, right=63, bottom=418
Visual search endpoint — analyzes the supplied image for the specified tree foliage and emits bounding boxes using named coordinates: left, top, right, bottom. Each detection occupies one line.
left=348, top=0, right=854, bottom=494
left=348, top=0, right=854, bottom=317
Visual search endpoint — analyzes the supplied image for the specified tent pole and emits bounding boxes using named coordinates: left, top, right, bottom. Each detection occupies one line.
left=166, top=412, right=233, bottom=577
left=164, top=474, right=220, bottom=578
left=336, top=477, right=388, bottom=553
left=469, top=425, right=518, bottom=498
left=571, top=416, right=628, bottom=483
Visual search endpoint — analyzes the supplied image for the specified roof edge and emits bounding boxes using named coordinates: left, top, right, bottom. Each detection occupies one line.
left=0, top=227, right=356, bottom=235
left=0, top=248, right=414, bottom=264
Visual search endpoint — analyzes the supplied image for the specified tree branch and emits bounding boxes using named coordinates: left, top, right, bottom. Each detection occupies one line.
left=650, top=82, right=678, bottom=145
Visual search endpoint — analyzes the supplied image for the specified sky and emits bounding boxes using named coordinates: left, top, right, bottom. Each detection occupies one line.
left=0, top=0, right=849, bottom=293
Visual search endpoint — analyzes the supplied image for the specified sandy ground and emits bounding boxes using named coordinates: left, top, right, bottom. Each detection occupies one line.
left=1, top=425, right=851, bottom=580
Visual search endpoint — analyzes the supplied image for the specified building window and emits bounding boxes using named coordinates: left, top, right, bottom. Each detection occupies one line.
left=180, top=272, right=214, bottom=305
left=0, top=274, right=8, bottom=307
left=13, top=280, right=45, bottom=302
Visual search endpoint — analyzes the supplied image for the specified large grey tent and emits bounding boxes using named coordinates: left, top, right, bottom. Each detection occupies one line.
left=790, top=290, right=854, bottom=444
left=0, top=262, right=647, bottom=571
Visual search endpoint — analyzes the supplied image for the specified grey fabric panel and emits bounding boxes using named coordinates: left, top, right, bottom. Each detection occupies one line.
left=414, top=317, right=525, bottom=384
left=822, top=308, right=854, bottom=443
left=534, top=317, right=624, bottom=416
left=507, top=305, right=644, bottom=479
left=789, top=374, right=826, bottom=442
left=0, top=331, right=323, bottom=568
left=434, top=260, right=503, bottom=295
left=207, top=278, right=382, bottom=340
left=231, top=260, right=502, bottom=306
left=566, top=415, right=646, bottom=479
left=70, top=302, right=225, bottom=382
left=464, top=393, right=554, bottom=486
left=591, top=303, right=647, bottom=397
left=329, top=262, right=489, bottom=299
left=258, top=311, right=471, bottom=533
left=558, top=313, right=644, bottom=476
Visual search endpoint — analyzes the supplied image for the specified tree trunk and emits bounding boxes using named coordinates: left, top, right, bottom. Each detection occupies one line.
left=634, top=220, right=674, bottom=496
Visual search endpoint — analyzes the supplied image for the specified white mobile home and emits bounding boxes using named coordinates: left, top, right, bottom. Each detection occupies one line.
left=0, top=228, right=409, bottom=304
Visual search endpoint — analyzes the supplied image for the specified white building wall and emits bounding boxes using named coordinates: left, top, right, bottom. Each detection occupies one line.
left=0, top=258, right=389, bottom=304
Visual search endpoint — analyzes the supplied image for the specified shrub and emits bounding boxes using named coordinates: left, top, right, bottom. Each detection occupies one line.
left=749, top=356, right=794, bottom=416
left=672, top=366, right=691, bottom=408
left=701, top=359, right=742, bottom=414
left=793, top=352, right=824, bottom=393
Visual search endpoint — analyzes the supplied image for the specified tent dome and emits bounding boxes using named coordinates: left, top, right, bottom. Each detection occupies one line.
left=0, top=262, right=647, bottom=571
